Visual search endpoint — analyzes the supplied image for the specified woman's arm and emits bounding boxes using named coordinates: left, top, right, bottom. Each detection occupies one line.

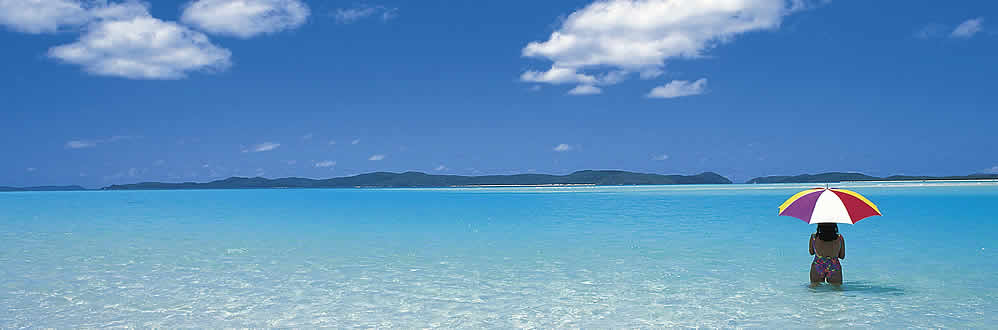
left=838, top=235, right=845, bottom=259
left=809, top=234, right=815, bottom=255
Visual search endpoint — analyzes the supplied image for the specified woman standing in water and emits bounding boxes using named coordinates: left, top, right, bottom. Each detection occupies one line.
left=810, top=223, right=844, bottom=286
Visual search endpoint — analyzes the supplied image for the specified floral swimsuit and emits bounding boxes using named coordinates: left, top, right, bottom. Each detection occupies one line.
left=812, top=236, right=841, bottom=277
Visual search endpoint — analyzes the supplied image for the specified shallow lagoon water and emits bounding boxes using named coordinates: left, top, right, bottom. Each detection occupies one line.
left=1, top=183, right=996, bottom=327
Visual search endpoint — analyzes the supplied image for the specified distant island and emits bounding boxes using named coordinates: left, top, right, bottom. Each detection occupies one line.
left=102, top=170, right=732, bottom=190
left=6, top=171, right=996, bottom=192
left=0, top=185, right=86, bottom=192
left=746, top=172, right=998, bottom=184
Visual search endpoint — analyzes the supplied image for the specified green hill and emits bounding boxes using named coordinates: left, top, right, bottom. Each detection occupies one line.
left=103, top=170, right=732, bottom=190
left=0, top=185, right=87, bottom=192
left=746, top=172, right=998, bottom=184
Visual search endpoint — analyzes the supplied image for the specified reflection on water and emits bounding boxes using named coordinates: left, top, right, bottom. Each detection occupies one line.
left=808, top=281, right=906, bottom=296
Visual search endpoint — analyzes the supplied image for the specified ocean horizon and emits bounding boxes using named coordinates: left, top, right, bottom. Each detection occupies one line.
left=1, top=182, right=995, bottom=327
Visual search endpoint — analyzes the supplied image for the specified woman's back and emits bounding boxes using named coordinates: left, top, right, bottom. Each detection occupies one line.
left=811, top=234, right=842, bottom=258
left=810, top=223, right=845, bottom=285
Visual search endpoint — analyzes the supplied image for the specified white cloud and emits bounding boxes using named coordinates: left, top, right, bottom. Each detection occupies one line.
left=521, top=0, right=805, bottom=93
left=48, top=12, right=232, bottom=79
left=986, top=166, right=998, bottom=174
left=567, top=85, right=601, bottom=95
left=0, top=0, right=155, bottom=34
left=245, top=142, right=280, bottom=152
left=951, top=17, right=983, bottom=38
left=302, top=133, right=313, bottom=140
left=368, top=154, right=385, bottom=161
left=181, top=0, right=310, bottom=38
left=652, top=153, right=669, bottom=160
left=434, top=165, right=447, bottom=171
left=647, top=78, right=707, bottom=98
left=328, top=140, right=336, bottom=145
left=639, top=68, right=664, bottom=79
left=284, top=159, right=297, bottom=165
left=65, top=140, right=97, bottom=149
left=64, top=135, right=137, bottom=149
left=2, top=1, right=229, bottom=79
left=351, top=139, right=360, bottom=145
left=0, top=0, right=89, bottom=34
left=26, top=167, right=36, bottom=172
left=315, top=160, right=336, bottom=168
left=521, top=66, right=597, bottom=85
left=554, top=144, right=573, bottom=152
left=520, top=68, right=631, bottom=90
left=333, top=5, right=397, bottom=24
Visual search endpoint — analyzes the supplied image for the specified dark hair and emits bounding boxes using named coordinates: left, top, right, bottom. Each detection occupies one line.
left=816, top=223, right=839, bottom=241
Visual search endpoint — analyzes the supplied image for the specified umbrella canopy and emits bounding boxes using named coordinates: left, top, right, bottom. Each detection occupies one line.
left=778, top=188, right=881, bottom=224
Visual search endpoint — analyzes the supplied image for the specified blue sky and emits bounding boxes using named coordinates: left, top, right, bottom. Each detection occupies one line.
left=2, top=0, right=996, bottom=188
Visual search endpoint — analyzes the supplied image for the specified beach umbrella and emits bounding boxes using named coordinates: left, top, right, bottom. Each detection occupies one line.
left=778, top=188, right=881, bottom=224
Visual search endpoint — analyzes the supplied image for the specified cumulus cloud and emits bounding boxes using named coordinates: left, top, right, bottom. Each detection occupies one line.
left=26, top=167, right=37, bottom=172
left=315, top=160, right=336, bottom=168
left=244, top=142, right=280, bottom=152
left=435, top=165, right=447, bottom=171
left=567, top=85, right=601, bottom=95
left=0, top=0, right=146, bottom=34
left=1, top=1, right=230, bottom=79
left=301, top=133, right=313, bottom=140
left=2, top=1, right=322, bottom=79
left=647, top=78, right=707, bottom=99
left=652, top=153, right=669, bottom=160
left=521, top=66, right=597, bottom=85
left=521, top=0, right=806, bottom=94
left=46, top=3, right=231, bottom=80
left=351, top=139, right=360, bottom=145
left=554, top=144, right=573, bottom=152
left=368, top=154, right=385, bottom=161
left=181, top=0, right=310, bottom=38
left=951, top=17, right=983, bottom=38
left=328, top=140, right=336, bottom=145
left=333, top=5, right=397, bottom=24
left=0, top=0, right=91, bottom=33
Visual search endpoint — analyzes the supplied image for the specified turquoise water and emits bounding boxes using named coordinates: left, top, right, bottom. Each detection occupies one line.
left=1, top=183, right=996, bottom=327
